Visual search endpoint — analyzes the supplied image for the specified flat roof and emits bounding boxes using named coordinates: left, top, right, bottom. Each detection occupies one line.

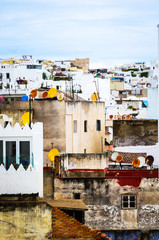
left=42, top=199, right=88, bottom=210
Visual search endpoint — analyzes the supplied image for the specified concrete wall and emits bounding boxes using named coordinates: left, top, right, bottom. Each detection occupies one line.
left=148, top=88, right=158, bottom=119
left=33, top=100, right=66, bottom=166
left=0, top=100, right=105, bottom=166
left=66, top=101, right=105, bottom=154
left=54, top=177, right=159, bottom=231
left=110, top=81, right=124, bottom=91
left=0, top=200, right=52, bottom=240
left=61, top=154, right=108, bottom=170
left=113, top=120, right=158, bottom=147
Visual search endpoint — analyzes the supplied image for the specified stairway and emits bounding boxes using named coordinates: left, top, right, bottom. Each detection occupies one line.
left=52, top=206, right=101, bottom=239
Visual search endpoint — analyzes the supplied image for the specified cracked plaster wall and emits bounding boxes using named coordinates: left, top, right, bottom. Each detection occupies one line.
left=54, top=178, right=159, bottom=231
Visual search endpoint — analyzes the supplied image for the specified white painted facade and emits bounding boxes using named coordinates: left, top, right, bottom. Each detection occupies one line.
left=0, top=62, right=50, bottom=90
left=0, top=122, right=43, bottom=197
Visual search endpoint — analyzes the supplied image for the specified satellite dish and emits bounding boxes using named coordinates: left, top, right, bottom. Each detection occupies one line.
left=109, top=115, right=113, bottom=119
left=111, top=152, right=118, bottom=161
left=21, top=112, right=32, bottom=125
left=116, top=154, right=123, bottom=162
left=30, top=89, right=37, bottom=98
left=90, top=93, right=98, bottom=101
left=21, top=95, right=29, bottom=101
left=42, top=91, right=48, bottom=99
left=132, top=158, right=140, bottom=168
left=48, top=88, right=57, bottom=98
left=138, top=157, right=145, bottom=168
left=145, top=155, right=154, bottom=166
left=57, top=92, right=64, bottom=101
left=48, top=148, right=59, bottom=162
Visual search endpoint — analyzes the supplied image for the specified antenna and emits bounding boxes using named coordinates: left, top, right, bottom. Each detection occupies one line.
left=111, top=152, right=118, bottom=161
left=132, top=158, right=140, bottom=168
left=42, top=91, right=48, bottom=99
left=57, top=92, right=64, bottom=101
left=90, top=93, right=98, bottom=101
left=21, top=112, right=32, bottom=126
left=48, top=148, right=59, bottom=162
left=145, top=155, right=154, bottom=166
left=138, top=157, right=145, bottom=168
left=48, top=88, right=57, bottom=98
left=29, top=89, right=37, bottom=128
left=116, top=154, right=123, bottom=162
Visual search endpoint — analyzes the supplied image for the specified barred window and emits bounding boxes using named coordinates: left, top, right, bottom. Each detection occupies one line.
left=122, top=195, right=136, bottom=209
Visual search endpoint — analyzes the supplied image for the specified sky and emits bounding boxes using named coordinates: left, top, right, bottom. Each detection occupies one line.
left=1, top=0, right=159, bottom=67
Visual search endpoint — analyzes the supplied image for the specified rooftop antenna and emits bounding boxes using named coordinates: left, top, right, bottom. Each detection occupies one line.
left=93, top=77, right=100, bottom=101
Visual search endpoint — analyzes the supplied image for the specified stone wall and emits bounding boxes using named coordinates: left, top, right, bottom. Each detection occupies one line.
left=70, top=58, right=89, bottom=70
left=54, top=177, right=159, bottom=231
left=0, top=199, right=52, bottom=240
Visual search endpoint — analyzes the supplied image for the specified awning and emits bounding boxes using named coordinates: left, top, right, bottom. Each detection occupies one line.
left=41, top=199, right=88, bottom=210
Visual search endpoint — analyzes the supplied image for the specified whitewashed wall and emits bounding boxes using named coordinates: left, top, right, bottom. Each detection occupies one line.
left=0, top=122, right=43, bottom=197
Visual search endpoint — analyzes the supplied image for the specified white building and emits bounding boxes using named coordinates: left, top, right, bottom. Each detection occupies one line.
left=0, top=122, right=43, bottom=197
left=0, top=61, right=50, bottom=91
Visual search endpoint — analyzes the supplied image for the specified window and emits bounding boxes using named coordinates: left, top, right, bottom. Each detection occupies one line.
left=73, top=120, right=77, bottom=133
left=27, top=65, right=42, bottom=69
left=122, top=195, right=136, bottom=209
left=6, top=141, right=16, bottom=170
left=0, top=139, right=32, bottom=169
left=56, top=86, right=59, bottom=90
left=20, top=141, right=30, bottom=168
left=74, top=193, right=81, bottom=199
left=96, top=120, right=101, bottom=131
left=0, top=73, right=2, bottom=80
left=84, top=120, right=87, bottom=132
left=6, top=73, right=10, bottom=79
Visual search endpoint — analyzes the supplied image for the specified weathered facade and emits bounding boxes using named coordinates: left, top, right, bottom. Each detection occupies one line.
left=0, top=99, right=105, bottom=166
left=53, top=169, right=159, bottom=238
left=113, top=120, right=158, bottom=147
left=70, top=58, right=89, bottom=70
left=0, top=195, right=52, bottom=240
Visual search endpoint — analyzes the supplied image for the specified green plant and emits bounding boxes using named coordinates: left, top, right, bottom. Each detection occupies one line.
left=127, top=105, right=133, bottom=109
left=42, top=72, right=47, bottom=80
left=140, top=72, right=148, bottom=78
left=49, top=75, right=53, bottom=80
left=131, top=73, right=137, bottom=77
left=5, top=83, right=10, bottom=89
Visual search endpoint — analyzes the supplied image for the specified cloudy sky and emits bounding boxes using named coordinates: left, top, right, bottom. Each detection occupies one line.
left=1, top=0, right=159, bottom=67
